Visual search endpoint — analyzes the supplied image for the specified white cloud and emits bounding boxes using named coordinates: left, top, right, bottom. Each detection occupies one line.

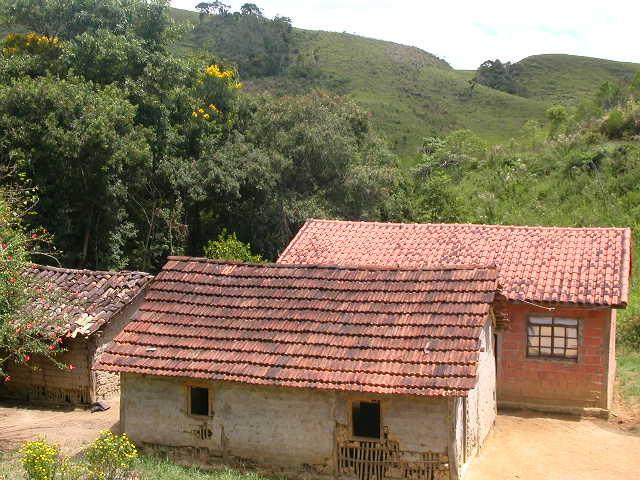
left=171, top=0, right=640, bottom=69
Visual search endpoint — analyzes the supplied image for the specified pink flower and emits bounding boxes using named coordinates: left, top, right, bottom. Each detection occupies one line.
left=24, top=355, right=30, bottom=362
left=68, top=364, right=75, bottom=371
left=3, top=376, right=11, bottom=383
left=31, top=233, right=37, bottom=239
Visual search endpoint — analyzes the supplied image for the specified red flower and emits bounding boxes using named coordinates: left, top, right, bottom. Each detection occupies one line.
left=48, top=344, right=56, bottom=351
left=1, top=243, right=7, bottom=249
left=8, top=277, right=16, bottom=284
left=31, top=233, right=37, bottom=239
left=24, top=355, right=30, bottom=362
left=68, top=364, right=75, bottom=371
left=42, top=228, right=48, bottom=234
left=56, top=337, right=63, bottom=344
left=7, top=255, right=13, bottom=261
left=3, top=376, right=11, bottom=383
left=26, top=323, right=32, bottom=329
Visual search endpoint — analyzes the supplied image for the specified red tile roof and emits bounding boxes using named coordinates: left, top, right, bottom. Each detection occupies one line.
left=278, top=220, right=632, bottom=307
left=28, top=265, right=153, bottom=337
left=98, top=257, right=498, bottom=397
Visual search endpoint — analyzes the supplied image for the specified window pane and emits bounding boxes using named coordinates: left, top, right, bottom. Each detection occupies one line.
left=352, top=401, right=381, bottom=438
left=528, top=326, right=540, bottom=336
left=541, top=337, right=551, bottom=347
left=528, top=347, right=540, bottom=356
left=567, top=328, right=578, bottom=339
left=567, top=338, right=578, bottom=348
left=553, top=337, right=565, bottom=348
left=540, top=347, right=552, bottom=355
left=555, top=318, right=578, bottom=326
left=530, top=317, right=552, bottom=325
left=565, top=349, right=578, bottom=358
left=528, top=336, right=540, bottom=347
left=541, top=326, right=552, bottom=336
left=553, top=326, right=566, bottom=338
left=190, top=387, right=209, bottom=416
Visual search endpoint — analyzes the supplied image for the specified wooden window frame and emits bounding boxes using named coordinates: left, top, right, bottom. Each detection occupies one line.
left=185, top=383, right=213, bottom=418
left=349, top=399, right=383, bottom=441
left=526, top=316, right=579, bottom=361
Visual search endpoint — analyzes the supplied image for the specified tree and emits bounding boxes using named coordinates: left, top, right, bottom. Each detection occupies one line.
left=474, top=59, right=525, bottom=95
left=240, top=3, right=263, bottom=16
left=204, top=229, right=263, bottom=262
left=596, top=81, right=623, bottom=110
left=0, top=167, right=69, bottom=380
left=195, top=1, right=230, bottom=16
left=545, top=105, right=569, bottom=139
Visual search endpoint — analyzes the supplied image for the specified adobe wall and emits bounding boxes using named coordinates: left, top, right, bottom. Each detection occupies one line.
left=120, top=374, right=452, bottom=477
left=497, top=303, right=614, bottom=411
left=89, top=291, right=147, bottom=400
left=0, top=338, right=91, bottom=404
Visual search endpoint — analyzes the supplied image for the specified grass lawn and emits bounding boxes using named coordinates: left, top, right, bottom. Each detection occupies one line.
left=0, top=451, right=274, bottom=480
left=617, top=348, right=640, bottom=404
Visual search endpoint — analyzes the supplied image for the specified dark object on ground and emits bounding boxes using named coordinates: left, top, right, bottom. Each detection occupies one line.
left=89, top=401, right=110, bottom=413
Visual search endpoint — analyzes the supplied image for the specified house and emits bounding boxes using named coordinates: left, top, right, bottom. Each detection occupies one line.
left=98, top=257, right=500, bottom=480
left=278, top=219, right=633, bottom=414
left=1, top=264, right=152, bottom=405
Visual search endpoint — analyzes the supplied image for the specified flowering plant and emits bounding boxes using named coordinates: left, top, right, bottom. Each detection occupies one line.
left=83, top=431, right=138, bottom=480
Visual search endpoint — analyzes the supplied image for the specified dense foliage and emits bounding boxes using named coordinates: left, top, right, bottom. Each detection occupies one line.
left=473, top=59, right=526, bottom=96
left=0, top=0, right=411, bottom=271
left=0, top=167, right=70, bottom=379
left=192, top=3, right=293, bottom=77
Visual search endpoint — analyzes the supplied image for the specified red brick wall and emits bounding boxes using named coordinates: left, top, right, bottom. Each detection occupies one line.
left=497, top=303, right=614, bottom=410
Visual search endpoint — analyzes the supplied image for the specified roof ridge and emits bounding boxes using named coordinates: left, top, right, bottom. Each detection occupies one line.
left=31, top=263, right=153, bottom=278
left=166, top=256, right=498, bottom=274
left=304, top=218, right=632, bottom=232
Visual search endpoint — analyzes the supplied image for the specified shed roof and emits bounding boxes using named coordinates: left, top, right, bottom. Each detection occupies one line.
left=98, top=257, right=498, bottom=397
left=28, top=264, right=153, bottom=338
left=278, top=219, right=632, bottom=307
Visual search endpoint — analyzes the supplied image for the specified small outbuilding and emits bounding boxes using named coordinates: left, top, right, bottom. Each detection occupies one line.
left=278, top=219, right=633, bottom=414
left=1, top=265, right=152, bottom=405
left=99, top=257, right=499, bottom=480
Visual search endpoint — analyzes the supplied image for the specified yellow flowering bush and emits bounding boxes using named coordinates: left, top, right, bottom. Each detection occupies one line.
left=83, top=430, right=138, bottom=480
left=204, top=63, right=235, bottom=80
left=19, top=439, right=61, bottom=480
left=192, top=103, right=222, bottom=121
left=2, top=32, right=61, bottom=57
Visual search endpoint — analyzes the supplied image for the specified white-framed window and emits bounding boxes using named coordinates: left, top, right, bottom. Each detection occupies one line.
left=527, top=316, right=578, bottom=360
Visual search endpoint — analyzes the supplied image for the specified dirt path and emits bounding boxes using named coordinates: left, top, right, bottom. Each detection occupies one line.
left=0, top=401, right=119, bottom=455
left=466, top=411, right=640, bottom=480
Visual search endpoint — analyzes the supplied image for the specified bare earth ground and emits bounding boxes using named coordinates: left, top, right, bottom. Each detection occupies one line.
left=467, top=406, right=640, bottom=480
left=1, top=399, right=640, bottom=479
left=0, top=400, right=120, bottom=455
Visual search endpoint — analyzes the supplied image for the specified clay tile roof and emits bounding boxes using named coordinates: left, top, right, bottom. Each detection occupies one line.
left=27, top=264, right=153, bottom=338
left=278, top=220, right=632, bottom=308
left=97, top=257, right=499, bottom=397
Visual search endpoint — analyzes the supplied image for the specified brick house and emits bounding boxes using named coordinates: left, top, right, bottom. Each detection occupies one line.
left=1, top=265, right=152, bottom=404
left=278, top=219, right=632, bottom=413
left=98, top=257, right=500, bottom=480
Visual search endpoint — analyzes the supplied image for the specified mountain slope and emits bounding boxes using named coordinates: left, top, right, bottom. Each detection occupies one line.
left=170, top=8, right=547, bottom=153
left=514, top=54, right=640, bottom=104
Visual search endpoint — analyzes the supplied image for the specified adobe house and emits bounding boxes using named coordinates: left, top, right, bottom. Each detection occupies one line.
left=1, top=264, right=152, bottom=405
left=278, top=219, right=632, bottom=414
left=98, top=257, right=500, bottom=480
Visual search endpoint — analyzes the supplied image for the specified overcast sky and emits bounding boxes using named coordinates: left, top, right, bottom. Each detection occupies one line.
left=170, top=1, right=639, bottom=70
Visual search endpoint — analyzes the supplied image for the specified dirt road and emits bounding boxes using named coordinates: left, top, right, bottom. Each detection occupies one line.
left=0, top=401, right=119, bottom=455
left=466, top=411, right=640, bottom=480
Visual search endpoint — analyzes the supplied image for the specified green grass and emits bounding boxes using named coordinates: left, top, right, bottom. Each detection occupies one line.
left=515, top=54, right=640, bottom=105
left=0, top=451, right=276, bottom=480
left=618, top=349, right=640, bottom=403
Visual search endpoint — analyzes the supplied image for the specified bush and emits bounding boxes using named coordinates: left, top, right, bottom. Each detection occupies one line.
left=20, top=440, right=60, bottom=480
left=83, top=431, right=138, bottom=480
left=602, top=109, right=626, bottom=138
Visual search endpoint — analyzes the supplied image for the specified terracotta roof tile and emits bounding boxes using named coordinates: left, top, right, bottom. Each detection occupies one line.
left=27, top=264, right=153, bottom=337
left=98, top=258, right=498, bottom=397
left=278, top=220, right=632, bottom=307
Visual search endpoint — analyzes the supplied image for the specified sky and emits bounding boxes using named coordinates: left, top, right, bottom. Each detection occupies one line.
left=170, top=0, right=640, bottom=70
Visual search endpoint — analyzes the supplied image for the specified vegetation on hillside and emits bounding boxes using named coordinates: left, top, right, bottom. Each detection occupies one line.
left=1, top=0, right=640, bottom=348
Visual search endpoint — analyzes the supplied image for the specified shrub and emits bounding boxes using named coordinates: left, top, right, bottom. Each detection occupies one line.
left=602, top=109, right=626, bottom=138
left=83, top=431, right=138, bottom=480
left=19, top=439, right=61, bottom=480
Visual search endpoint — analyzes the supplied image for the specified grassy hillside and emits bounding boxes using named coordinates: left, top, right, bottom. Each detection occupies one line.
left=170, top=8, right=547, bottom=154
left=514, top=54, right=640, bottom=104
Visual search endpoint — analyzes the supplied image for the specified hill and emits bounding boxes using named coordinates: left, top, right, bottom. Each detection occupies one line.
left=513, top=54, right=640, bottom=104
left=169, top=8, right=547, bottom=154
